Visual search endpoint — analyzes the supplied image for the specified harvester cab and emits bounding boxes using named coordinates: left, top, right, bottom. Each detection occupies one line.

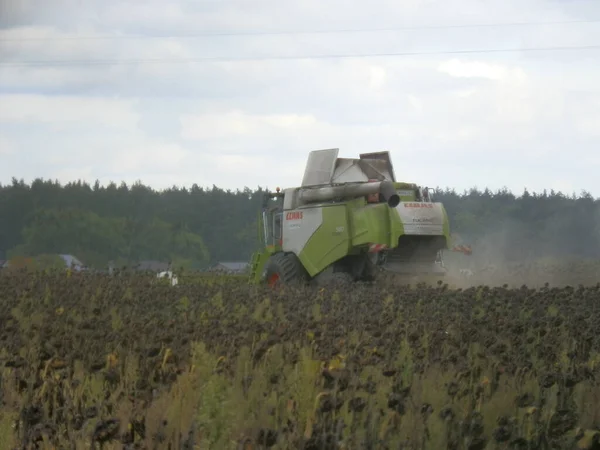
left=261, top=187, right=285, bottom=248
left=248, top=148, right=471, bottom=287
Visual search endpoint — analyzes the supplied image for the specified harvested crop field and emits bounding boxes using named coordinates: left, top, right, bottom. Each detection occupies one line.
left=0, top=270, right=599, bottom=449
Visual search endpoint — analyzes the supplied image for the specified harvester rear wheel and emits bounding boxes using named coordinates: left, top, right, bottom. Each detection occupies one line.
left=264, top=252, right=307, bottom=287
left=360, top=253, right=379, bottom=282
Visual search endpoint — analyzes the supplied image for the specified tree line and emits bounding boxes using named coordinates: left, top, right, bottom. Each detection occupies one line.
left=0, top=178, right=598, bottom=269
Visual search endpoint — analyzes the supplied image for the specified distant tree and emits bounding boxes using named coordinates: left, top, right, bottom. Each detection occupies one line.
left=35, top=254, right=68, bottom=270
left=0, top=179, right=598, bottom=268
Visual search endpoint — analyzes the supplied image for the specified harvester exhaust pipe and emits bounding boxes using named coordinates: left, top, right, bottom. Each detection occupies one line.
left=298, top=180, right=400, bottom=208
left=379, top=181, right=400, bottom=207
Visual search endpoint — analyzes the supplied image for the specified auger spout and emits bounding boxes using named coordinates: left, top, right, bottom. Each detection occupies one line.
left=297, top=180, right=400, bottom=207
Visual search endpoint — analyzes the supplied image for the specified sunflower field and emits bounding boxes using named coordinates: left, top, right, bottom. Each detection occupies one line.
left=0, top=267, right=599, bottom=449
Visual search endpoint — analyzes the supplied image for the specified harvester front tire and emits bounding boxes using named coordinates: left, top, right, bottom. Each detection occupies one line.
left=264, top=252, right=307, bottom=287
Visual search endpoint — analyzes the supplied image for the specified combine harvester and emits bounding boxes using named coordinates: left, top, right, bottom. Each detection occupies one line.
left=248, top=149, right=471, bottom=287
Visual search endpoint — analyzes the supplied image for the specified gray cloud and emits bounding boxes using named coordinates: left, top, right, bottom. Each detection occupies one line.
left=0, top=0, right=599, bottom=194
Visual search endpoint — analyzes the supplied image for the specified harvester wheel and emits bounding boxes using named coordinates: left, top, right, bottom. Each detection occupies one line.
left=360, top=253, right=379, bottom=282
left=264, top=252, right=307, bottom=287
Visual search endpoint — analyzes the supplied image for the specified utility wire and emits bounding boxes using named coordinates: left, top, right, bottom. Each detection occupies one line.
left=1, top=18, right=600, bottom=41
left=1, top=44, right=599, bottom=68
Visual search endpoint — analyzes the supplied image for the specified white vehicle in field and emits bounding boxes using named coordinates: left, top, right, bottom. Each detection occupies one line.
left=157, top=271, right=178, bottom=286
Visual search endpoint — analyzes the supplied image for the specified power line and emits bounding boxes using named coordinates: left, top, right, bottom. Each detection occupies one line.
left=2, top=18, right=600, bottom=42
left=1, top=44, right=599, bottom=68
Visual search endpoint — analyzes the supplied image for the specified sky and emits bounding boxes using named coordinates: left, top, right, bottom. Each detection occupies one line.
left=0, top=0, right=599, bottom=196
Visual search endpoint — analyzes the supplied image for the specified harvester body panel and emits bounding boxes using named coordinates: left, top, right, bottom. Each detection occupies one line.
left=348, top=200, right=396, bottom=249
left=396, top=202, right=446, bottom=235
left=284, top=205, right=351, bottom=277
left=280, top=199, right=450, bottom=278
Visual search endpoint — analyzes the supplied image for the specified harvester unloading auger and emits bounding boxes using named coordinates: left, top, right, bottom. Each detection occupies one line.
left=248, top=149, right=471, bottom=286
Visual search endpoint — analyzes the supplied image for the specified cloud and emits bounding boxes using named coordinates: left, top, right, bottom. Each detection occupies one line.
left=438, top=59, right=527, bottom=83
left=0, top=0, right=88, bottom=28
left=0, top=94, right=140, bottom=129
left=0, top=93, right=197, bottom=188
left=180, top=111, right=324, bottom=141
left=0, top=134, right=16, bottom=155
left=179, top=109, right=414, bottom=160
left=110, top=141, right=190, bottom=174
left=577, top=116, right=600, bottom=137
left=0, top=0, right=599, bottom=195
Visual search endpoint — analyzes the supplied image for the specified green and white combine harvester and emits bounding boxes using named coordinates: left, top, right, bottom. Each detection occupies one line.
left=248, top=149, right=471, bottom=287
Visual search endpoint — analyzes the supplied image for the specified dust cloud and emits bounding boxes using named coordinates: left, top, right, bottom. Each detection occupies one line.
left=442, top=217, right=600, bottom=289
